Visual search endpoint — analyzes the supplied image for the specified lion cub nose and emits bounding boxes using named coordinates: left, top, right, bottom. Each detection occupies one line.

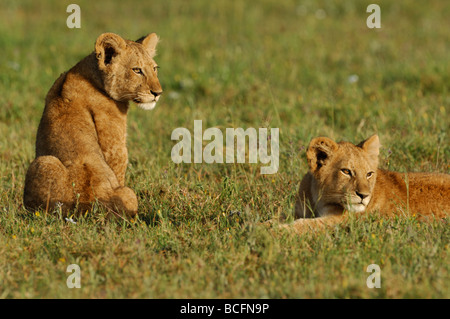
left=150, top=90, right=162, bottom=97
left=356, top=191, right=369, bottom=200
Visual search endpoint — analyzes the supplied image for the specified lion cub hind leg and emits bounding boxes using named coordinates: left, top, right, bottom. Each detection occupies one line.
left=23, top=156, right=75, bottom=213
left=76, top=161, right=138, bottom=217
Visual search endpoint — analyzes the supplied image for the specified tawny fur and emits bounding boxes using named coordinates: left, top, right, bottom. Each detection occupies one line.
left=23, top=32, right=163, bottom=217
left=291, top=135, right=449, bottom=233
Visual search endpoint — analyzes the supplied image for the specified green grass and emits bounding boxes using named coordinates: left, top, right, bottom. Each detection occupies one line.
left=0, top=0, right=449, bottom=298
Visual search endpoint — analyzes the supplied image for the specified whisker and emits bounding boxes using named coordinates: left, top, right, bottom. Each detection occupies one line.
left=117, top=93, right=138, bottom=101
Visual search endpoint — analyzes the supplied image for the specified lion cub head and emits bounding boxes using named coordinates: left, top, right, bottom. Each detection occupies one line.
left=95, top=32, right=163, bottom=110
left=307, top=135, right=381, bottom=213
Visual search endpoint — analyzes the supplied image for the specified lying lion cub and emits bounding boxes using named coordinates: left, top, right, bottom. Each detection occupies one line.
left=23, top=32, right=163, bottom=216
left=291, top=135, right=449, bottom=232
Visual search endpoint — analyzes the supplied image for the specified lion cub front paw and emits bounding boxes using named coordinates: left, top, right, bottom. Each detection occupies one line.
left=110, top=187, right=138, bottom=217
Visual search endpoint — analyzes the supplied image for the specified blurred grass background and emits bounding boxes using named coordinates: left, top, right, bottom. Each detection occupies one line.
left=0, top=0, right=448, bottom=298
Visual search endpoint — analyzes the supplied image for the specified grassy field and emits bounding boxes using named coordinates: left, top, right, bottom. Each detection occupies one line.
left=0, top=0, right=449, bottom=298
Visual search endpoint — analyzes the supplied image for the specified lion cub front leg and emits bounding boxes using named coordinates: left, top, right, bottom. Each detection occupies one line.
left=107, top=186, right=138, bottom=217
left=291, top=215, right=346, bottom=233
left=76, top=158, right=138, bottom=217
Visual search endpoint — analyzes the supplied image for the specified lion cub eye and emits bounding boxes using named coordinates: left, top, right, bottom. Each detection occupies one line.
left=132, top=67, right=143, bottom=75
left=341, top=169, right=352, bottom=176
left=367, top=171, right=374, bottom=179
left=153, top=66, right=159, bottom=72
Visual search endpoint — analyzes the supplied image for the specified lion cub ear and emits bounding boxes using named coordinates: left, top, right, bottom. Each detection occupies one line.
left=306, top=137, right=339, bottom=172
left=136, top=33, right=159, bottom=58
left=95, top=33, right=127, bottom=69
left=358, top=135, right=380, bottom=161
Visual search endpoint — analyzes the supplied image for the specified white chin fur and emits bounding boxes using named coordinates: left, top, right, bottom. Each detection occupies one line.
left=136, top=102, right=157, bottom=110
left=345, top=204, right=367, bottom=213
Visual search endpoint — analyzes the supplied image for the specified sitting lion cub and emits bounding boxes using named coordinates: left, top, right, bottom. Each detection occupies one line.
left=23, top=32, right=163, bottom=216
left=292, top=135, right=449, bottom=232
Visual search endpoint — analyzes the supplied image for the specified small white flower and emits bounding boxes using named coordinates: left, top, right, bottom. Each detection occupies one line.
left=315, top=9, right=326, bottom=20
left=7, top=61, right=20, bottom=71
left=65, top=218, right=77, bottom=224
left=296, top=5, right=307, bottom=16
left=168, top=91, right=181, bottom=100
left=348, top=74, right=359, bottom=84
left=180, top=78, right=194, bottom=89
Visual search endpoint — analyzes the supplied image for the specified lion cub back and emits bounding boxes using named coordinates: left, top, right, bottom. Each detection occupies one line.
left=370, top=169, right=450, bottom=219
